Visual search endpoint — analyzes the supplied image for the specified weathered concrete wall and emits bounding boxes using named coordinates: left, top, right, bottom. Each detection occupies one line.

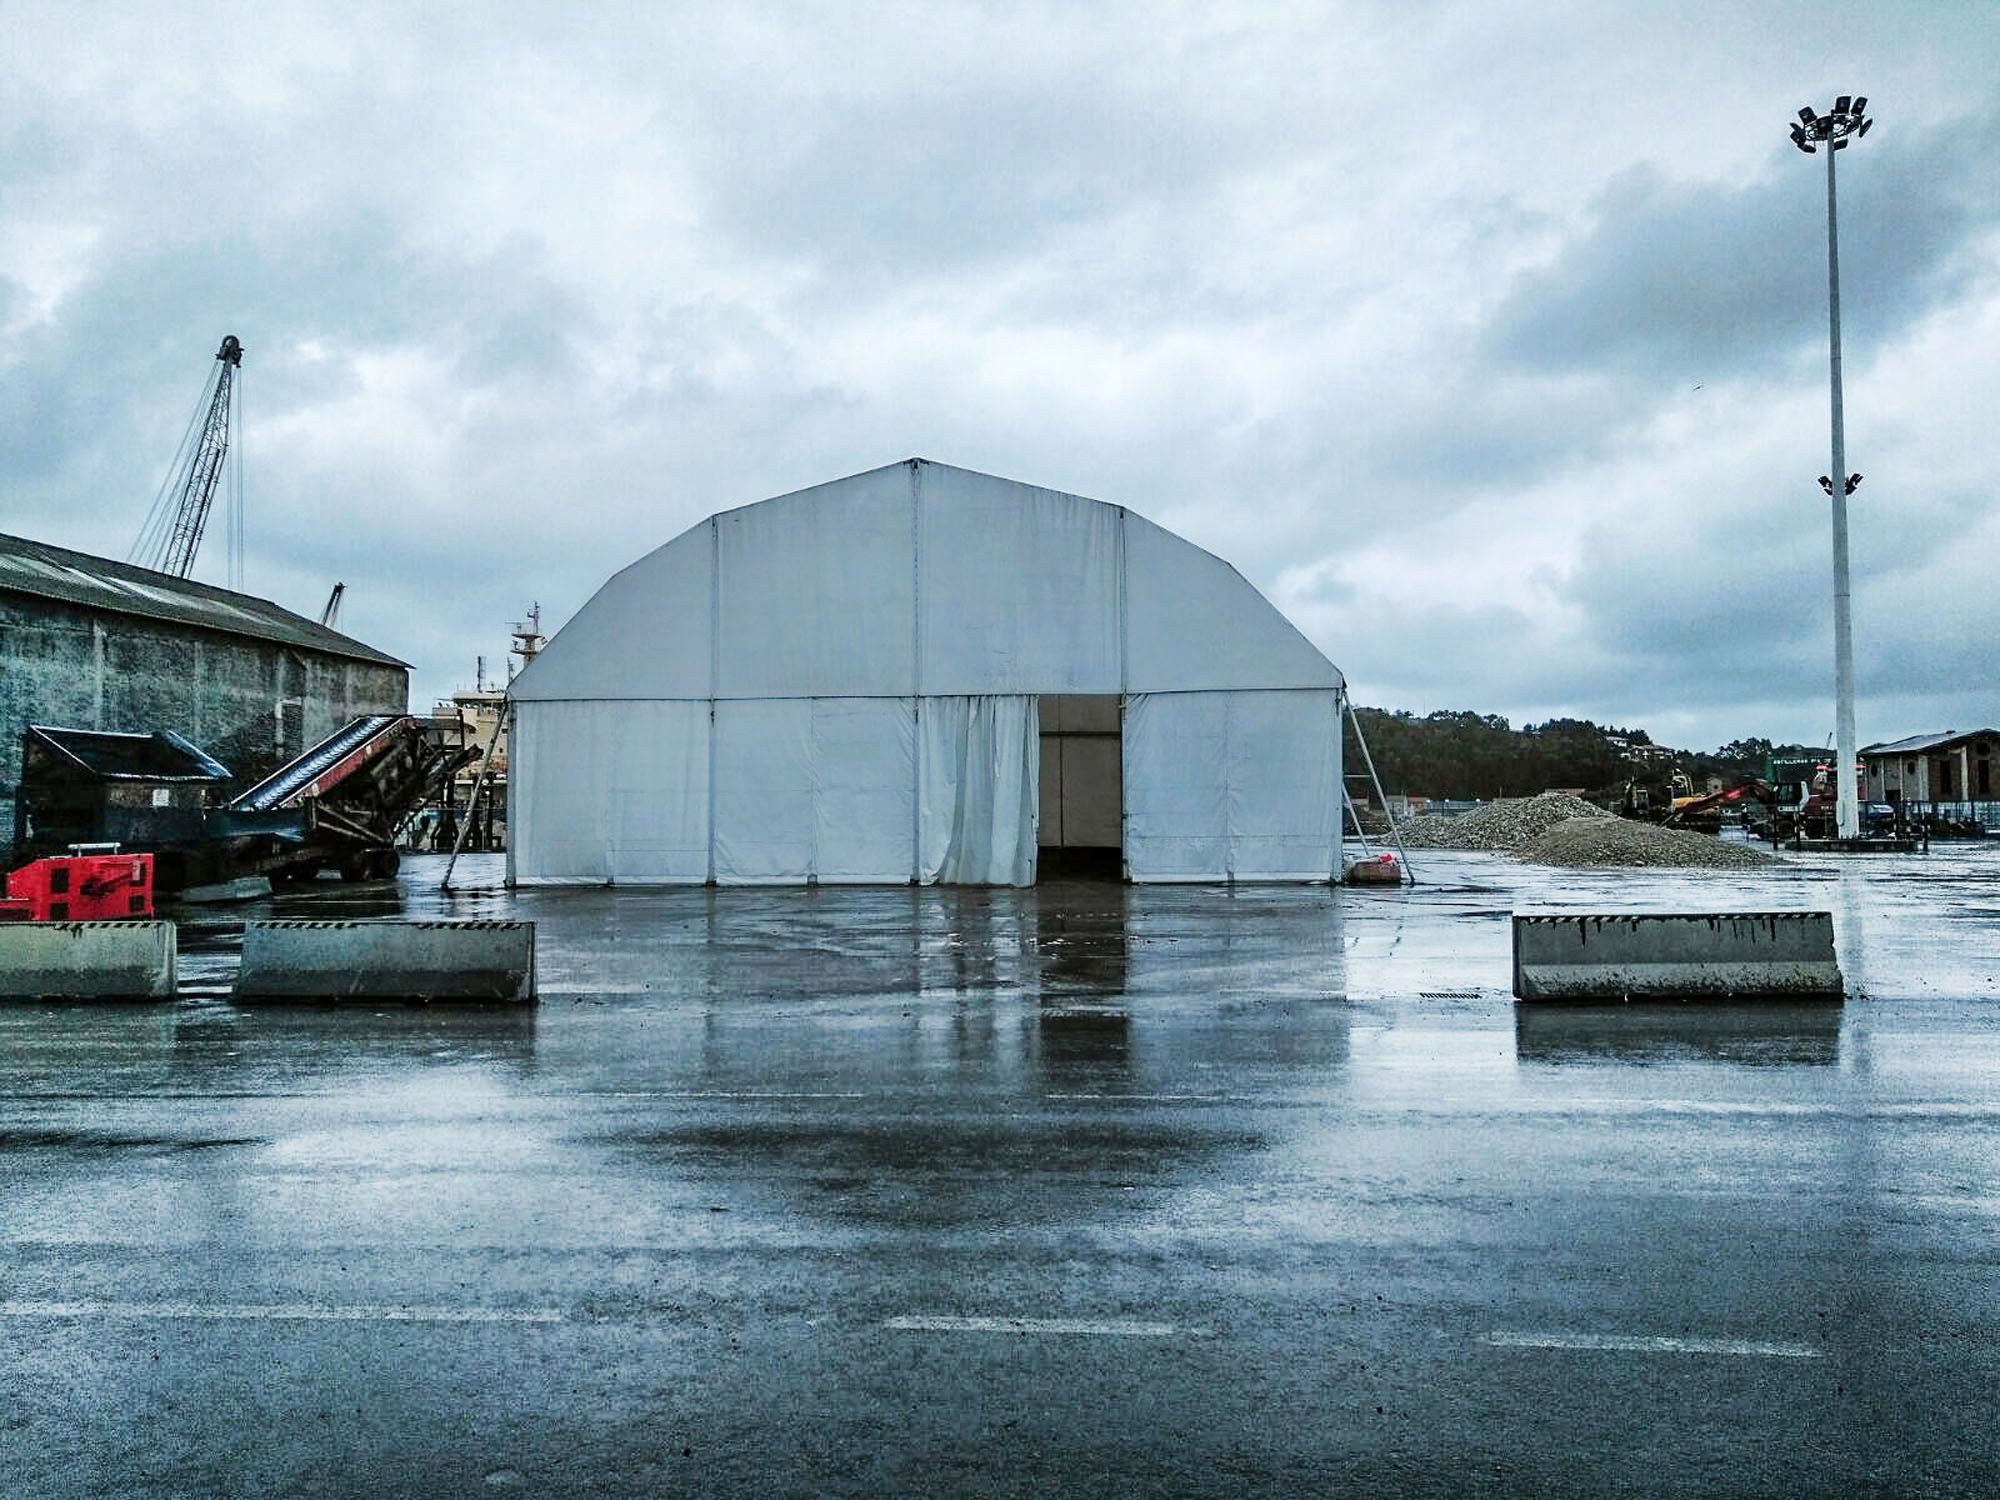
left=0, top=921, right=177, bottom=999
left=1513, top=911, right=1843, bottom=1001
left=1, top=593, right=407, bottom=862
left=237, top=920, right=537, bottom=1002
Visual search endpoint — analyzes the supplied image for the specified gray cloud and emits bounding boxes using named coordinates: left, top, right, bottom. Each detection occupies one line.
left=2, top=4, right=1997, bottom=752
left=1485, top=122, right=1992, bottom=384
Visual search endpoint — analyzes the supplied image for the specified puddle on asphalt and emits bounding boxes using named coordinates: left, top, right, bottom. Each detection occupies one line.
left=1514, top=1002, right=1844, bottom=1067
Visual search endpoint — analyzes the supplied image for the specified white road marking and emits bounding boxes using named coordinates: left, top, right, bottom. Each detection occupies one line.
left=1484, top=1331, right=1820, bottom=1357
left=885, top=1315, right=1188, bottom=1337
left=589, top=1091, right=869, bottom=1100
left=1, top=1301, right=562, bottom=1324
left=1042, top=1093, right=1232, bottom=1103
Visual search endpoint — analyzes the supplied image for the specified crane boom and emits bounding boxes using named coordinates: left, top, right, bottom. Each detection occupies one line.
left=134, top=335, right=243, bottom=579
left=160, top=335, right=243, bottom=577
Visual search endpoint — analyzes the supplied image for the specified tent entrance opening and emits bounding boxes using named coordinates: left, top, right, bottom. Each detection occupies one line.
left=1038, top=695, right=1122, bottom=879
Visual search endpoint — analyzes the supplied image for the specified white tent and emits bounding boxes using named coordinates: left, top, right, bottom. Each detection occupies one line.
left=507, top=460, right=1345, bottom=886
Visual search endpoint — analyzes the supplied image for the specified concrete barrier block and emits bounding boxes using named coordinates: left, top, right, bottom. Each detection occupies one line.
left=1513, top=912, right=1842, bottom=1002
left=0, top=921, right=177, bottom=999
left=236, top=920, right=536, bottom=1003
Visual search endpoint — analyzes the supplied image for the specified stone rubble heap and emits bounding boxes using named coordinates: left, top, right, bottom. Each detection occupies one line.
left=1391, top=791, right=1612, bottom=852
left=1517, top=816, right=1777, bottom=869
left=1390, top=790, right=1778, bottom=869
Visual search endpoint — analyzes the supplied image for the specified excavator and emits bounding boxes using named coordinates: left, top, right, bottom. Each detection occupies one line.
left=1663, top=777, right=1775, bottom=835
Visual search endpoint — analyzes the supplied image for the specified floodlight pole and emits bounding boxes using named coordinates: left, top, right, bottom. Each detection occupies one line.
left=1792, top=97, right=1871, bottom=840
left=1825, top=133, right=1859, bottom=839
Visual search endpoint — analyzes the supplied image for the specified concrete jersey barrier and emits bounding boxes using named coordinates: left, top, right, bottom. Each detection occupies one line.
left=0, top=921, right=177, bottom=999
left=236, top=920, right=536, bottom=1003
left=1513, top=911, right=1842, bottom=1002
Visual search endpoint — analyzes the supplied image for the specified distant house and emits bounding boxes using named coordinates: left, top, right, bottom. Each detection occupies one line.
left=1860, top=730, right=2000, bottom=816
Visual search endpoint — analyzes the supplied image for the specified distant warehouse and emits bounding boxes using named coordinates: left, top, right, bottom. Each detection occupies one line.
left=0, top=532, right=408, bottom=862
left=508, top=459, right=1346, bottom=886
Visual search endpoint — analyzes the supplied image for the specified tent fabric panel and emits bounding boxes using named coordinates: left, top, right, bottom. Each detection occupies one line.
left=509, top=526, right=714, bottom=702
left=1122, top=692, right=1232, bottom=879
left=917, top=466, right=1120, bottom=694
left=1123, top=513, right=1339, bottom=693
left=507, top=699, right=710, bottom=884
left=716, top=468, right=915, bottom=698
left=811, top=698, right=919, bottom=882
left=1123, top=689, right=1340, bottom=881
left=712, top=698, right=816, bottom=883
left=713, top=698, right=918, bottom=884
left=917, top=695, right=1039, bottom=886
left=1222, top=689, right=1341, bottom=880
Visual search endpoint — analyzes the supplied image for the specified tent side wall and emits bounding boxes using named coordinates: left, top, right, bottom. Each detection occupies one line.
left=510, top=686, right=1341, bottom=886
left=509, top=693, right=1042, bottom=887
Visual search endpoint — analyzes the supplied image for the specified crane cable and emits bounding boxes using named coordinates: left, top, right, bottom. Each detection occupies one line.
left=129, top=358, right=225, bottom=574
left=228, top=365, right=245, bottom=592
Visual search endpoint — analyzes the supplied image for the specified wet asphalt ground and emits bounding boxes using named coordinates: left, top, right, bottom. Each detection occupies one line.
left=2, top=845, right=1997, bottom=1496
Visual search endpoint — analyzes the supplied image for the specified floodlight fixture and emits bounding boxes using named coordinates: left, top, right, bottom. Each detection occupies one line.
left=1851, top=96, right=1867, bottom=115
left=1845, top=473, right=1862, bottom=494
left=1791, top=99, right=1872, bottom=148
left=1819, top=476, right=1834, bottom=494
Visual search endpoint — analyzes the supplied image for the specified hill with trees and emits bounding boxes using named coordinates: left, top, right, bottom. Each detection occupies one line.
left=1342, top=708, right=1816, bottom=803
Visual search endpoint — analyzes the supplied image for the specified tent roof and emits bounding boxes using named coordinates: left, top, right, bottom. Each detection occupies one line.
left=514, top=459, right=1341, bottom=702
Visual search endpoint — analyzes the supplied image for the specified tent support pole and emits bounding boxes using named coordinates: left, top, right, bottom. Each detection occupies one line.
left=443, top=697, right=509, bottom=893
left=1343, top=787, right=1377, bottom=857
left=1342, top=691, right=1415, bottom=885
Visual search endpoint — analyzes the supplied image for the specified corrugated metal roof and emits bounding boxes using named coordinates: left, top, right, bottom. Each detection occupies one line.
left=25, top=725, right=234, bottom=782
left=0, top=532, right=406, bottom=668
left=1860, top=729, right=2000, bottom=757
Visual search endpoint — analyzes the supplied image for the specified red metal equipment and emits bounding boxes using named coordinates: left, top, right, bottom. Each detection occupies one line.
left=1343, top=852, right=1404, bottom=886
left=4, top=853, right=155, bottom=921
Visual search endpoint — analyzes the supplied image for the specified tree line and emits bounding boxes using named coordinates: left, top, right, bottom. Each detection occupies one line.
left=1343, top=708, right=1817, bottom=803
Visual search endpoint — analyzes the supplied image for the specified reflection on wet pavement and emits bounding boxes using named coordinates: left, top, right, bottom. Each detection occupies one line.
left=1515, top=1001, right=1844, bottom=1066
left=4, top=845, right=1999, bottom=1495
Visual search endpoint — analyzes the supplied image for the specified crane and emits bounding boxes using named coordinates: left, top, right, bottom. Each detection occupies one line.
left=131, top=335, right=244, bottom=580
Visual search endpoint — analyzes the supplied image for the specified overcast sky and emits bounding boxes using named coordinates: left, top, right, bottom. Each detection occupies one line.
left=4, top=2, right=1995, bottom=751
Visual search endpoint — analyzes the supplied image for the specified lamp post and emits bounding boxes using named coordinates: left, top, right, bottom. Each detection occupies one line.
left=1790, top=96, right=1872, bottom=840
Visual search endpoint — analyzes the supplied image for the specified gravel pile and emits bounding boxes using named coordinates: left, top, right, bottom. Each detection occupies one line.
left=1391, top=791, right=1613, bottom=852
left=1388, top=789, right=1779, bottom=869
left=1518, top=818, right=1778, bottom=869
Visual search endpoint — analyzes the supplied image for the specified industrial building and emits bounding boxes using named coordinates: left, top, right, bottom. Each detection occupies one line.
left=508, top=459, right=1345, bottom=885
left=1, top=532, right=409, bottom=863
left=1862, top=729, right=2000, bottom=825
